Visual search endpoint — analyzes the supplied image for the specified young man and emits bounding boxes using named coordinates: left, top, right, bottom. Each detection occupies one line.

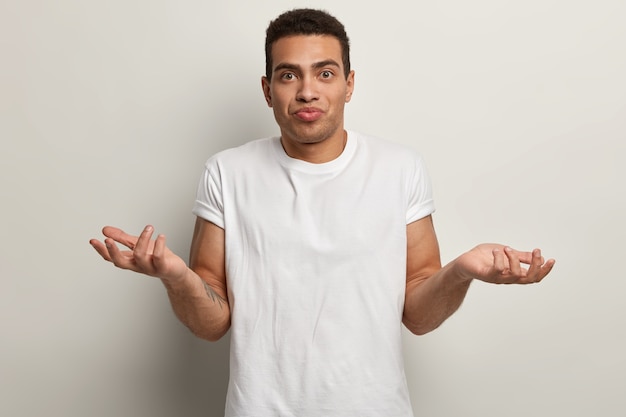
left=90, top=8, right=555, bottom=417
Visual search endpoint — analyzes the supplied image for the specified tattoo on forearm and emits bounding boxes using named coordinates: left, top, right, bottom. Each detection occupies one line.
left=203, top=281, right=226, bottom=310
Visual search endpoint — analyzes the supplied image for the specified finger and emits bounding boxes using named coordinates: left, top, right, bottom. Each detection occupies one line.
left=153, top=234, right=167, bottom=271
left=133, top=225, right=155, bottom=271
left=535, top=258, right=556, bottom=283
left=526, top=249, right=544, bottom=282
left=102, top=226, right=139, bottom=250
left=104, top=238, right=135, bottom=270
left=491, top=248, right=519, bottom=284
left=516, top=251, right=535, bottom=265
left=492, top=248, right=507, bottom=273
left=90, top=239, right=113, bottom=262
left=504, top=247, right=522, bottom=277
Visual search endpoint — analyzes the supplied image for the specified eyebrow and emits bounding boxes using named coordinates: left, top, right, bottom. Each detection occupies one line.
left=273, top=59, right=341, bottom=74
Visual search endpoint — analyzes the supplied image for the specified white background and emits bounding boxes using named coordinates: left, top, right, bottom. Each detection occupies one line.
left=1, top=1, right=625, bottom=416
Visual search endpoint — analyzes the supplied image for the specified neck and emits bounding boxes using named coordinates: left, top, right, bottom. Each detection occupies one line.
left=280, top=130, right=347, bottom=164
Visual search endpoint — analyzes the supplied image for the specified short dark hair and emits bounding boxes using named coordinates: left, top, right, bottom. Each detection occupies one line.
left=264, top=8, right=351, bottom=81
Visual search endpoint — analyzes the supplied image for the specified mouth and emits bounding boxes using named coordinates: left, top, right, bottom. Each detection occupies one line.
left=293, top=107, right=324, bottom=122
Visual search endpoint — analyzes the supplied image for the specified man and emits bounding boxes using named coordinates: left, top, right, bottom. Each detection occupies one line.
left=90, top=8, right=555, bottom=417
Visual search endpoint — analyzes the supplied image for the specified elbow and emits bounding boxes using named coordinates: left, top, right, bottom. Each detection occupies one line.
left=189, top=320, right=231, bottom=342
left=402, top=315, right=439, bottom=336
left=202, top=332, right=229, bottom=342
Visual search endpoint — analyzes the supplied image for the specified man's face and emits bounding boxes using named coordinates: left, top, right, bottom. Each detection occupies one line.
left=262, top=35, right=355, bottom=148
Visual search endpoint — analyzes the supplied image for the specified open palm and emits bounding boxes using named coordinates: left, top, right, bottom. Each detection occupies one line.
left=455, top=243, right=555, bottom=285
left=90, top=225, right=188, bottom=283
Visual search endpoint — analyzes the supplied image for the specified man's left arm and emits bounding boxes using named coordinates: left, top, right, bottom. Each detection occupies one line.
left=402, top=215, right=555, bottom=335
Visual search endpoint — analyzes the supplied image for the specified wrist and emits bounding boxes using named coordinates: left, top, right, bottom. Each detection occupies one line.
left=161, top=267, right=194, bottom=292
left=450, top=255, right=475, bottom=284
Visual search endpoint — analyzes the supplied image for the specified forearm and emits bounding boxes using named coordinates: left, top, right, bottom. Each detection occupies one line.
left=403, top=260, right=472, bottom=335
left=162, top=268, right=231, bottom=341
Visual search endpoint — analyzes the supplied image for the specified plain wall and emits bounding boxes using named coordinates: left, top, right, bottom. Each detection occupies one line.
left=1, top=0, right=625, bottom=416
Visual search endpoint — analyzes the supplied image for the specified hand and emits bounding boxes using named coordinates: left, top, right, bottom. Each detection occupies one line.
left=90, top=225, right=189, bottom=283
left=455, top=244, right=555, bottom=284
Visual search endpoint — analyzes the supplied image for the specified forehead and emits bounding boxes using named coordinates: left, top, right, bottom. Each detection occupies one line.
left=271, top=35, right=343, bottom=68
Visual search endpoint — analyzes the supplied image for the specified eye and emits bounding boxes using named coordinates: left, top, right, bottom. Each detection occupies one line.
left=320, top=70, right=333, bottom=79
left=281, top=72, right=296, bottom=81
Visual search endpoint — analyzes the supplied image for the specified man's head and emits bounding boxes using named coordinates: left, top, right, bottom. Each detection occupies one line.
left=265, top=8, right=351, bottom=81
left=261, top=9, right=355, bottom=160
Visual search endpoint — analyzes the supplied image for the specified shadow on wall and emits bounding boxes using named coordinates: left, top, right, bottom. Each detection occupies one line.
left=162, top=90, right=270, bottom=416
left=120, top=86, right=269, bottom=417
left=173, top=330, right=231, bottom=416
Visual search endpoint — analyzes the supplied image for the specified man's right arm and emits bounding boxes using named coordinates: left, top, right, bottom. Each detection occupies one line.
left=90, top=218, right=230, bottom=341
left=170, top=217, right=230, bottom=341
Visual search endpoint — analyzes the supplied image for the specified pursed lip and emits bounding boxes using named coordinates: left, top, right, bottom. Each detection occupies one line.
left=293, top=107, right=325, bottom=122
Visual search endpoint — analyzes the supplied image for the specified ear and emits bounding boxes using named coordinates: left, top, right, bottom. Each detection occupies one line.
left=345, top=70, right=355, bottom=103
left=261, top=76, right=272, bottom=107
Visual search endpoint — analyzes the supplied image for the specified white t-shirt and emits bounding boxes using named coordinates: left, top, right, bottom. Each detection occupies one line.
left=193, top=131, right=435, bottom=417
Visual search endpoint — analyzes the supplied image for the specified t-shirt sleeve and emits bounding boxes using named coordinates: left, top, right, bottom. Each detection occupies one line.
left=406, top=153, right=435, bottom=224
left=192, top=158, right=225, bottom=229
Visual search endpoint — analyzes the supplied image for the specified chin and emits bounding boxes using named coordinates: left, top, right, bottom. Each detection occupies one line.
left=287, top=124, right=339, bottom=145
left=294, top=135, right=328, bottom=145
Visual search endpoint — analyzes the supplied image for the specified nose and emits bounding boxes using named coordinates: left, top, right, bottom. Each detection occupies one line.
left=296, top=76, right=319, bottom=103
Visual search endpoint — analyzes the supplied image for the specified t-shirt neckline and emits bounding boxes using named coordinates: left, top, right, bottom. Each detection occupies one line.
left=271, top=130, right=357, bottom=174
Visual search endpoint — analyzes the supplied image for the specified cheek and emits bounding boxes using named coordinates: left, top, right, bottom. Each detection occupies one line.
left=330, top=84, right=348, bottom=98
left=331, top=89, right=349, bottom=107
left=269, top=90, right=290, bottom=110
